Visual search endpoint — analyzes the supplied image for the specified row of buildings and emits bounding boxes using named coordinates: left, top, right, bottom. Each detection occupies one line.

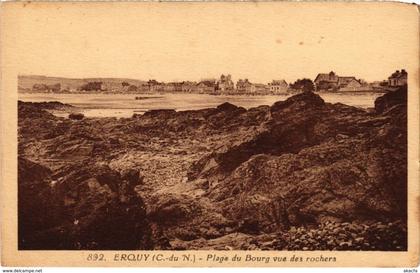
left=313, top=70, right=407, bottom=92
left=129, top=74, right=290, bottom=95
left=314, top=72, right=364, bottom=92
left=28, top=70, right=407, bottom=94
left=137, top=70, right=407, bottom=94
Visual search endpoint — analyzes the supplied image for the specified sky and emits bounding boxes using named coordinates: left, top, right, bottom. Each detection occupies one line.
left=4, top=2, right=418, bottom=83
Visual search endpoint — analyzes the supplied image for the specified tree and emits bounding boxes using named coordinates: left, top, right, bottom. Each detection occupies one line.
left=48, top=83, right=61, bottom=92
left=147, top=79, right=159, bottom=86
left=127, top=85, right=138, bottom=92
left=80, top=82, right=103, bottom=91
left=316, top=81, right=333, bottom=91
left=379, top=81, right=388, bottom=87
left=32, top=84, right=49, bottom=91
left=32, top=83, right=61, bottom=92
left=290, top=78, right=314, bottom=93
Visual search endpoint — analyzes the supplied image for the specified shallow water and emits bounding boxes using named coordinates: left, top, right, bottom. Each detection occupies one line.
left=19, top=92, right=384, bottom=118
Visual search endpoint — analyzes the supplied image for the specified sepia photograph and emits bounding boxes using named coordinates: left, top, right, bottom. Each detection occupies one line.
left=17, top=70, right=409, bottom=251
left=1, top=1, right=419, bottom=268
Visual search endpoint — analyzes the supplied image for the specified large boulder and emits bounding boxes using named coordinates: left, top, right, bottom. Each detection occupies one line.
left=188, top=91, right=407, bottom=237
left=69, top=113, right=84, bottom=120
left=212, top=138, right=406, bottom=232
left=18, top=157, right=152, bottom=250
left=188, top=92, right=370, bottom=179
left=374, top=85, right=407, bottom=114
left=18, top=157, right=65, bottom=249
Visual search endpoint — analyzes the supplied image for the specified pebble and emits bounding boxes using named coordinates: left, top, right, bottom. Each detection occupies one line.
left=278, top=221, right=406, bottom=251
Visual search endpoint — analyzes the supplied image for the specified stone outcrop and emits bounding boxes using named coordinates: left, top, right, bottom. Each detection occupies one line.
left=186, top=88, right=407, bottom=249
left=18, top=157, right=152, bottom=250
left=375, top=85, right=407, bottom=114
left=18, top=87, right=407, bottom=250
left=69, top=113, right=85, bottom=120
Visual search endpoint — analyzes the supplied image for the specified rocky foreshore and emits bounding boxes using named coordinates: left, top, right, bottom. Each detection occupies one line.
left=18, top=87, right=407, bottom=250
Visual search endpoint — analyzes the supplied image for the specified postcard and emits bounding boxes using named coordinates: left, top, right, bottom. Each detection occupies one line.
left=0, top=1, right=419, bottom=267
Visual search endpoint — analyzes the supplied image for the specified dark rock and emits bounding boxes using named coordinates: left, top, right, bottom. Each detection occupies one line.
left=143, top=109, right=176, bottom=118
left=69, top=113, right=85, bottom=120
left=216, top=102, right=241, bottom=112
left=120, top=168, right=143, bottom=187
left=374, top=85, right=407, bottom=114
left=270, top=91, right=325, bottom=113
left=148, top=194, right=198, bottom=224
left=18, top=100, right=72, bottom=110
left=18, top=157, right=64, bottom=249
left=187, top=91, right=407, bottom=234
left=17, top=89, right=407, bottom=250
left=18, top=158, right=152, bottom=250
left=109, top=137, right=120, bottom=145
left=18, top=101, right=57, bottom=120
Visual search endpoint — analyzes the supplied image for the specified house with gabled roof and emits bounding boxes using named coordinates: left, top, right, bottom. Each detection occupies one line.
left=251, top=83, right=269, bottom=94
left=268, top=80, right=288, bottom=94
left=216, top=74, right=235, bottom=93
left=314, top=71, right=362, bottom=91
left=388, top=69, right=407, bottom=87
left=196, top=79, right=216, bottom=93
left=181, top=81, right=198, bottom=93
left=236, top=79, right=253, bottom=93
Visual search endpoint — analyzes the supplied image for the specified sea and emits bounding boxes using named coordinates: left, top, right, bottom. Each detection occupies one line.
left=18, top=92, right=384, bottom=118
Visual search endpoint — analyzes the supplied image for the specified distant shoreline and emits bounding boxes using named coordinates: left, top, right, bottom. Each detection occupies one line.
left=18, top=91, right=385, bottom=118
left=18, top=90, right=387, bottom=96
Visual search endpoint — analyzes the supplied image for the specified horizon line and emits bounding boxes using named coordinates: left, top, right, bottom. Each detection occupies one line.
left=18, top=70, right=405, bottom=84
